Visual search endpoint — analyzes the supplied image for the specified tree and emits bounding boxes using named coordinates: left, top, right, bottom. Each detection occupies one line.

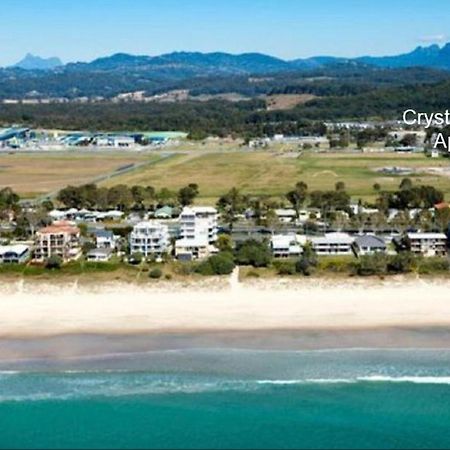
left=131, top=185, right=147, bottom=208
left=178, top=184, right=199, bottom=207
left=373, top=183, right=381, bottom=193
left=435, top=208, right=450, bottom=232
left=56, top=185, right=83, bottom=208
left=234, top=240, right=271, bottom=267
left=335, top=181, right=346, bottom=192
left=216, top=234, right=233, bottom=253
left=400, top=133, right=417, bottom=147
left=295, top=242, right=318, bottom=276
left=399, top=178, right=413, bottom=191
left=107, top=185, right=133, bottom=211
left=217, top=187, right=247, bottom=230
left=286, top=181, right=308, bottom=218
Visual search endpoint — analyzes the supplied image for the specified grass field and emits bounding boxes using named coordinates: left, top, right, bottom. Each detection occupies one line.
left=2, top=148, right=450, bottom=203
left=101, top=150, right=450, bottom=203
left=0, top=152, right=156, bottom=197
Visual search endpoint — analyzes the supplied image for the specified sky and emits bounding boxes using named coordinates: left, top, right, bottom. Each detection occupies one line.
left=0, top=0, right=449, bottom=66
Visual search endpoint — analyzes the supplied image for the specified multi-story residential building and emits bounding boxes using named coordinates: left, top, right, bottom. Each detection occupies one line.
left=310, top=232, right=355, bottom=256
left=406, top=232, right=447, bottom=257
left=129, top=221, right=170, bottom=258
left=270, top=234, right=303, bottom=258
left=34, top=221, right=81, bottom=262
left=179, top=206, right=218, bottom=244
left=175, top=207, right=219, bottom=260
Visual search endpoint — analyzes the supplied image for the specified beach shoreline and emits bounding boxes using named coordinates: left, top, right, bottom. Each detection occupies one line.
left=1, top=277, right=450, bottom=339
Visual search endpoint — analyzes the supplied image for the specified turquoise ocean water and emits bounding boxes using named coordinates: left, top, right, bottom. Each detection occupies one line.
left=1, top=348, right=450, bottom=449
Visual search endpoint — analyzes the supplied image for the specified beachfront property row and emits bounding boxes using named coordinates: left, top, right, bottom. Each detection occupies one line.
left=270, top=232, right=447, bottom=258
left=0, top=204, right=449, bottom=265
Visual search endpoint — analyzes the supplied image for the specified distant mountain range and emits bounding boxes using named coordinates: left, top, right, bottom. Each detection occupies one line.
left=1, top=43, right=450, bottom=101
left=13, top=53, right=62, bottom=70
left=10, top=43, right=450, bottom=74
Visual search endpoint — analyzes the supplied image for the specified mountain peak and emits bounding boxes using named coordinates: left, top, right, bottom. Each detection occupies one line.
left=13, top=53, right=62, bottom=70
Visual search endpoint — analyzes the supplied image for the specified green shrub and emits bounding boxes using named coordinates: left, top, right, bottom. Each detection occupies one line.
left=318, top=257, right=353, bottom=273
left=195, top=252, right=235, bottom=276
left=164, top=273, right=173, bottom=280
left=273, top=260, right=296, bottom=275
left=417, top=257, right=450, bottom=274
left=173, top=261, right=196, bottom=276
left=129, top=252, right=143, bottom=265
left=353, top=253, right=388, bottom=276
left=234, top=240, right=271, bottom=267
left=149, top=268, right=163, bottom=279
left=387, top=252, right=417, bottom=274
left=45, top=255, right=63, bottom=270
left=295, top=244, right=319, bottom=276
left=246, top=270, right=260, bottom=278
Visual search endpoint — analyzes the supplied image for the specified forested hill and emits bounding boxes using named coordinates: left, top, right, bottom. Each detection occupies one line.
left=2, top=79, right=450, bottom=137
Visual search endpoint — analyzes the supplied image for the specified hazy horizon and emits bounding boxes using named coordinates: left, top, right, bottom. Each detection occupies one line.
left=1, top=0, right=449, bottom=66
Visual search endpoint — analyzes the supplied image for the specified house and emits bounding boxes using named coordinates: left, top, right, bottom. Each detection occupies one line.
left=129, top=221, right=170, bottom=258
left=0, top=244, right=31, bottom=264
left=271, top=234, right=302, bottom=258
left=354, top=235, right=387, bottom=256
left=175, top=238, right=218, bottom=261
left=86, top=248, right=113, bottom=262
left=34, top=221, right=81, bottom=262
left=154, top=206, right=175, bottom=219
left=93, top=229, right=116, bottom=249
left=275, top=209, right=297, bottom=223
left=406, top=232, right=447, bottom=257
left=176, top=206, right=219, bottom=260
left=310, top=232, right=355, bottom=256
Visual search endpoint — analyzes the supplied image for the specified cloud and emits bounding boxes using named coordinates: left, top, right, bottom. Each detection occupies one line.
left=418, top=34, right=447, bottom=44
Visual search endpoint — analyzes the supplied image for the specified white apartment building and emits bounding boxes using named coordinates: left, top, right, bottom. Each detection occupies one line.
left=129, top=221, right=170, bottom=258
left=176, top=207, right=219, bottom=259
left=179, top=206, right=218, bottom=243
left=406, top=232, right=447, bottom=257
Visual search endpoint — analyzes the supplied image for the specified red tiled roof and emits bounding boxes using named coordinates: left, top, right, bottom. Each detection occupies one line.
left=434, top=202, right=449, bottom=210
left=38, top=221, right=80, bottom=235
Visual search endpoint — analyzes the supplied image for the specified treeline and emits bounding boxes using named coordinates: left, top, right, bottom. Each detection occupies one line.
left=3, top=78, right=450, bottom=137
left=56, top=183, right=200, bottom=210
left=1, top=64, right=448, bottom=100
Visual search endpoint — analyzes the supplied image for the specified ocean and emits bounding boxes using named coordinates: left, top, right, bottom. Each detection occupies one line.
left=1, top=347, right=450, bottom=449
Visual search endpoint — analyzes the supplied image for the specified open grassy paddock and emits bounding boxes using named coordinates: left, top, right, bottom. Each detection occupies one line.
left=0, top=151, right=156, bottom=198
left=102, top=149, right=450, bottom=203
left=2, top=147, right=450, bottom=203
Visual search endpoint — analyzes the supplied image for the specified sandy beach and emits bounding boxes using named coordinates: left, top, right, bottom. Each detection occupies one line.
left=1, top=275, right=450, bottom=339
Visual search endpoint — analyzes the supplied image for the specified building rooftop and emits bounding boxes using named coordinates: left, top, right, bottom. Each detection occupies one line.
left=407, top=232, right=447, bottom=240
left=38, top=221, right=79, bottom=235
left=0, top=244, right=30, bottom=256
left=355, top=235, right=386, bottom=248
